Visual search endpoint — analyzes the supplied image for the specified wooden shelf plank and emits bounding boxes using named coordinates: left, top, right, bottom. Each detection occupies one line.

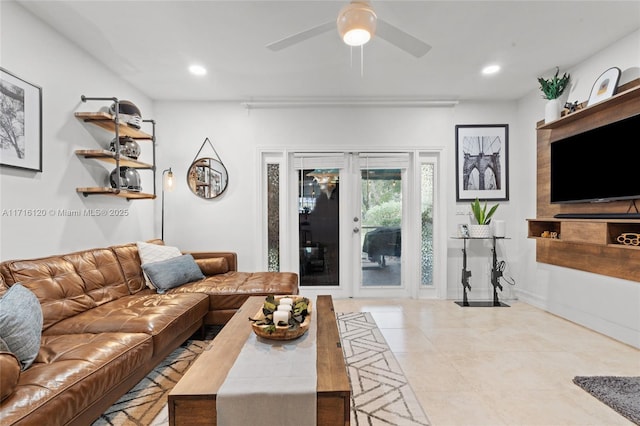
left=75, top=149, right=154, bottom=169
left=76, top=187, right=156, bottom=200
left=75, top=112, right=153, bottom=139
left=537, top=79, right=640, bottom=130
left=535, top=239, right=640, bottom=281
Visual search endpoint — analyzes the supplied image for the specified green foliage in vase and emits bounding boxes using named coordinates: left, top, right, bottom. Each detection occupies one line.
left=470, top=198, right=499, bottom=225
left=537, top=67, right=571, bottom=100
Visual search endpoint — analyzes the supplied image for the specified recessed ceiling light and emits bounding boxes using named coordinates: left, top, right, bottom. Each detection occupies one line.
left=482, top=64, right=501, bottom=75
left=189, top=65, right=207, bottom=76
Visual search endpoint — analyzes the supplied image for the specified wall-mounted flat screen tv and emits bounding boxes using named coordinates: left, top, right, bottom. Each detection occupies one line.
left=550, top=113, right=640, bottom=204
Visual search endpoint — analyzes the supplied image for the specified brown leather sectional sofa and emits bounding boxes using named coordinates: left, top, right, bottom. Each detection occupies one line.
left=0, top=240, right=298, bottom=425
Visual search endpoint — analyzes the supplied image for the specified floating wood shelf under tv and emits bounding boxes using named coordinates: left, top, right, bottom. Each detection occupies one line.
left=529, top=78, right=640, bottom=283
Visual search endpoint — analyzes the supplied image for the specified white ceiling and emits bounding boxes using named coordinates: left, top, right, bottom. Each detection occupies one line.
left=17, top=0, right=640, bottom=102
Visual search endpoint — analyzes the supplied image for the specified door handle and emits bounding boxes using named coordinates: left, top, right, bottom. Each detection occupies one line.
left=353, top=227, right=360, bottom=233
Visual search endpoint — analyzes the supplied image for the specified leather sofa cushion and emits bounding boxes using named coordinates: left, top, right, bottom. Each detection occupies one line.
left=110, top=243, right=147, bottom=294
left=1, top=248, right=129, bottom=332
left=43, top=293, right=208, bottom=356
left=1, top=257, right=86, bottom=331
left=0, top=352, right=20, bottom=402
left=188, top=251, right=238, bottom=272
left=110, top=239, right=167, bottom=294
left=62, top=249, right=130, bottom=302
left=195, top=257, right=229, bottom=275
left=0, top=332, right=152, bottom=425
left=166, top=271, right=299, bottom=311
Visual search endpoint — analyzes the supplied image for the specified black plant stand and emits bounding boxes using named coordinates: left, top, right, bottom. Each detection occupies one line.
left=453, top=236, right=510, bottom=307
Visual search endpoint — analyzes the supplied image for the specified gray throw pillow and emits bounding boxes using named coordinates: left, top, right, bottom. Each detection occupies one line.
left=142, top=254, right=205, bottom=294
left=0, top=283, right=43, bottom=370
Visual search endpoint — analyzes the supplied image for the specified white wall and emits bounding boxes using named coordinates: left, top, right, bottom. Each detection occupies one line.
left=516, top=29, right=640, bottom=348
left=0, top=2, right=156, bottom=260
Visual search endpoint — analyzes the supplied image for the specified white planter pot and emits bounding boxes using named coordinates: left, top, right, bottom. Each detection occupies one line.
left=545, top=99, right=561, bottom=123
left=492, top=220, right=506, bottom=237
left=468, top=224, right=492, bottom=238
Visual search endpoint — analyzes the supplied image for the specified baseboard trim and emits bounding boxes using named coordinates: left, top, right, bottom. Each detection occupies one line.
left=514, top=289, right=639, bottom=349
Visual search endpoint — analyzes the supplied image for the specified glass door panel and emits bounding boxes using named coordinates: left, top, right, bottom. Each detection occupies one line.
left=298, top=168, right=340, bottom=286
left=421, top=163, right=434, bottom=286
left=360, top=167, right=402, bottom=287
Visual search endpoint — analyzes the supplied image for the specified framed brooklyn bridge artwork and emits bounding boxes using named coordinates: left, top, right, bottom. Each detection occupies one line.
left=455, top=124, right=509, bottom=202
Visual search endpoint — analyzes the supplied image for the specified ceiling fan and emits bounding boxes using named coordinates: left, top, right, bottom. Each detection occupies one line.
left=266, top=1, right=431, bottom=58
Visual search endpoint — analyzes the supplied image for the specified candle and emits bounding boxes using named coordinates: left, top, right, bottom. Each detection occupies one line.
left=273, top=310, right=289, bottom=325
left=277, top=304, right=292, bottom=312
left=279, top=297, right=293, bottom=306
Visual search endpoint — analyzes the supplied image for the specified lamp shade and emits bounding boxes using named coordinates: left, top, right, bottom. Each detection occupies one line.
left=163, top=169, right=174, bottom=192
left=337, top=1, right=377, bottom=46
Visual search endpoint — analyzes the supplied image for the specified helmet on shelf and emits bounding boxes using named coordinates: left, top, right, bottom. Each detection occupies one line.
left=109, top=136, right=141, bottom=159
left=109, top=166, right=142, bottom=192
left=109, top=100, right=142, bottom=129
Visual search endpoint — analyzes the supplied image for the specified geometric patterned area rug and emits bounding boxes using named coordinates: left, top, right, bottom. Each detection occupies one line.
left=93, top=315, right=430, bottom=425
left=573, top=376, right=640, bottom=425
left=337, top=312, right=431, bottom=425
left=91, top=338, right=210, bottom=426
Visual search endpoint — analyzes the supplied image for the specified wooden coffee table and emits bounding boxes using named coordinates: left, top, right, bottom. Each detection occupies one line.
left=168, top=295, right=350, bottom=425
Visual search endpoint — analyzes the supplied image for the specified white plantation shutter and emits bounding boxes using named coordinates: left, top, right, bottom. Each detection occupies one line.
left=292, top=153, right=347, bottom=170
left=358, top=152, right=410, bottom=169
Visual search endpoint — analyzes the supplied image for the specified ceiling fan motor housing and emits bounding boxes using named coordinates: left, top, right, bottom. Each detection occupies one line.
left=337, top=1, right=377, bottom=46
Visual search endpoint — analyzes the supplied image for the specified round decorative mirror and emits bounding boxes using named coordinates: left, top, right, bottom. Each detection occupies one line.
left=187, top=157, right=228, bottom=199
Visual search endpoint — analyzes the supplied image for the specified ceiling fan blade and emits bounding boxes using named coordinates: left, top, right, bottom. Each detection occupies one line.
left=376, top=19, right=431, bottom=58
left=266, top=21, right=335, bottom=51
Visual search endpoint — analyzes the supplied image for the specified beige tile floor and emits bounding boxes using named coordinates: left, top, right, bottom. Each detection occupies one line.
left=332, top=298, right=640, bottom=426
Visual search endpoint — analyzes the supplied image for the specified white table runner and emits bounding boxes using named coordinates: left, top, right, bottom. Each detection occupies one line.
left=216, top=301, right=317, bottom=426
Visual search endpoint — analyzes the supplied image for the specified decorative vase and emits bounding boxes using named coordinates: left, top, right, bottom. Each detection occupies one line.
left=545, top=98, right=561, bottom=123
left=468, top=224, right=492, bottom=238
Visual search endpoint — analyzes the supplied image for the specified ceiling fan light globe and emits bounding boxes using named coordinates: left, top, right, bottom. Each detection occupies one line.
left=343, top=29, right=371, bottom=46
left=337, top=1, right=377, bottom=47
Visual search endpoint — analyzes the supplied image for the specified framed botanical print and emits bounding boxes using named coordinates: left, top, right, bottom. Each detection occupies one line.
left=0, top=68, right=42, bottom=172
left=455, top=124, right=509, bottom=201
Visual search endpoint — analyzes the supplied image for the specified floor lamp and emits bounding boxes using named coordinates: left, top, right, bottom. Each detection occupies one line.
left=161, top=168, right=174, bottom=241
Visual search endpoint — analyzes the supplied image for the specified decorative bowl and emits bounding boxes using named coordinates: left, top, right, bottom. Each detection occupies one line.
left=250, top=295, right=312, bottom=341
left=617, top=233, right=640, bottom=246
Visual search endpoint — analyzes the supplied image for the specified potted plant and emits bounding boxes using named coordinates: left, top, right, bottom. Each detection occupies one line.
left=538, top=66, right=571, bottom=123
left=468, top=198, right=499, bottom=238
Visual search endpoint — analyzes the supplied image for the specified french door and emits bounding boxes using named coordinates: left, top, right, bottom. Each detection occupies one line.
left=287, top=151, right=433, bottom=299
left=260, top=149, right=438, bottom=299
